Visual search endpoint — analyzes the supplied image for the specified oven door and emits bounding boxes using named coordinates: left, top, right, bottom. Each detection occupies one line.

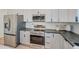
left=30, top=35, right=45, bottom=45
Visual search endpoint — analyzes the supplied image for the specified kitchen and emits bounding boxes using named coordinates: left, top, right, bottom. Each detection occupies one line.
left=0, top=9, right=79, bottom=49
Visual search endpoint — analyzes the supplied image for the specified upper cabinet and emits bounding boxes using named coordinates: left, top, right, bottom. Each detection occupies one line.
left=76, top=10, right=79, bottom=22
left=45, top=9, right=77, bottom=23
left=67, top=9, right=77, bottom=22
left=6, top=9, right=77, bottom=23
left=51, top=9, right=59, bottom=22
left=18, top=9, right=77, bottom=23
left=58, top=9, right=77, bottom=22
left=44, top=9, right=59, bottom=22
left=58, top=9, right=68, bottom=22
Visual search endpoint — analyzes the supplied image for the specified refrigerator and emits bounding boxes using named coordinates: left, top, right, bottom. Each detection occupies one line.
left=4, top=14, right=24, bottom=47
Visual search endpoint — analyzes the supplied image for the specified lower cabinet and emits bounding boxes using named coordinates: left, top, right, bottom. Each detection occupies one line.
left=64, top=40, right=72, bottom=49
left=45, top=33, right=72, bottom=49
left=45, top=33, right=64, bottom=49
left=53, top=34, right=64, bottom=49
left=45, top=33, right=54, bottom=49
left=20, top=30, right=30, bottom=45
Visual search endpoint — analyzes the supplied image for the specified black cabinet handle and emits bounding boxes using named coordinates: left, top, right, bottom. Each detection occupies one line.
left=24, top=34, right=25, bottom=37
left=53, top=34, right=54, bottom=38
left=75, top=16, right=78, bottom=22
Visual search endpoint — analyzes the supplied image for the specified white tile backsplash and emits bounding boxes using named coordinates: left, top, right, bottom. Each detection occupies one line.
left=71, top=24, right=79, bottom=34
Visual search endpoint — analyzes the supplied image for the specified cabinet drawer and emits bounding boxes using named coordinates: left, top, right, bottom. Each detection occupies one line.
left=45, top=38, right=53, bottom=43
left=45, top=33, right=53, bottom=41
left=45, top=42, right=52, bottom=49
left=64, top=41, right=72, bottom=49
left=45, top=33, right=53, bottom=37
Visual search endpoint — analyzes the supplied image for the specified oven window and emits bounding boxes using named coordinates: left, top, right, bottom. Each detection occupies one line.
left=30, top=35, right=45, bottom=45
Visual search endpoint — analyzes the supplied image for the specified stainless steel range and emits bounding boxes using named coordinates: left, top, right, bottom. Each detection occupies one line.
left=30, top=25, right=45, bottom=45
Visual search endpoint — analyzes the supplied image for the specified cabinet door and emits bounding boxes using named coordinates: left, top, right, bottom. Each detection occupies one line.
left=59, top=9, right=68, bottom=22
left=45, top=33, right=54, bottom=48
left=53, top=34, right=64, bottom=49
left=51, top=9, right=58, bottom=22
left=24, top=31, right=30, bottom=44
left=68, top=9, right=76, bottom=22
left=20, top=31, right=30, bottom=45
left=45, top=33, right=53, bottom=42
left=64, top=40, right=72, bottom=49
left=76, top=10, right=79, bottom=22
left=59, top=9, right=76, bottom=22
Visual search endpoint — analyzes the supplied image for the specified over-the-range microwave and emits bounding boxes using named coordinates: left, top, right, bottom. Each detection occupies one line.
left=32, top=14, right=45, bottom=22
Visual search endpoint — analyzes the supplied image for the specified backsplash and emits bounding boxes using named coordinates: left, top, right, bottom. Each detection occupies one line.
left=71, top=24, right=79, bottom=34
left=45, top=23, right=71, bottom=31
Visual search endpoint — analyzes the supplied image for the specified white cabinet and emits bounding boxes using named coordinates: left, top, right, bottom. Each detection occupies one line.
left=45, top=33, right=72, bottom=49
left=59, top=9, right=68, bottom=22
left=51, top=9, right=59, bottom=22
left=68, top=9, right=76, bottom=22
left=64, top=40, right=72, bottom=49
left=53, top=34, right=64, bottom=49
left=45, top=33, right=65, bottom=49
left=20, top=31, right=30, bottom=45
left=59, top=9, right=76, bottom=22
left=75, top=9, right=79, bottom=22
left=54, top=34, right=72, bottom=49
left=45, top=33, right=54, bottom=48
left=41, top=9, right=59, bottom=22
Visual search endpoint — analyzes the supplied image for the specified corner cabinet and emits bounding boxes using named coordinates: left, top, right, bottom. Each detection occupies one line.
left=45, top=33, right=72, bottom=49
left=45, top=33, right=65, bottom=49
left=20, top=30, right=30, bottom=45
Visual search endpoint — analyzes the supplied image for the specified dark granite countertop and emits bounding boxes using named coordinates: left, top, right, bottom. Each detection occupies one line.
left=60, top=31, right=79, bottom=46
left=20, top=28, right=34, bottom=31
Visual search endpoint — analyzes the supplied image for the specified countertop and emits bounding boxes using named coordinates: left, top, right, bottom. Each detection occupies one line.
left=20, top=28, right=34, bottom=31
left=20, top=28, right=79, bottom=47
